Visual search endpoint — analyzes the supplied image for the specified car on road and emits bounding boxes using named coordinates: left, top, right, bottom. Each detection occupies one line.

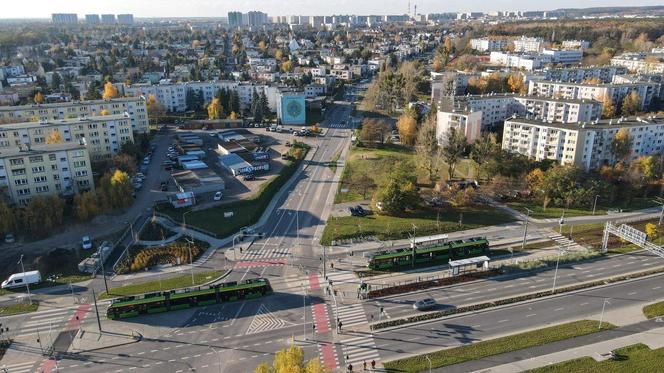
left=142, top=157, right=151, bottom=165
left=4, top=233, right=15, bottom=244
left=81, top=235, right=93, bottom=250
left=213, top=191, right=223, bottom=201
left=413, top=298, right=437, bottom=311
left=160, top=181, right=168, bottom=191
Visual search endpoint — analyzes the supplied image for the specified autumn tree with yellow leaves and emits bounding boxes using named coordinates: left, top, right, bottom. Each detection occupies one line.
left=102, top=81, right=119, bottom=99
left=34, top=91, right=44, bottom=104
left=207, top=98, right=223, bottom=120
left=255, top=343, right=328, bottom=373
left=396, top=113, right=418, bottom=146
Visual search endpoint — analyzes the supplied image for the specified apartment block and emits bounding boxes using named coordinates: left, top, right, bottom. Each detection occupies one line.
left=541, top=48, right=583, bottom=65
left=489, top=52, right=544, bottom=71
left=562, top=40, right=590, bottom=50
left=502, top=116, right=664, bottom=170
left=513, top=36, right=544, bottom=53
left=543, top=66, right=628, bottom=83
left=0, top=97, right=149, bottom=133
left=436, top=94, right=601, bottom=134
left=528, top=80, right=661, bottom=109
left=0, top=114, right=134, bottom=161
left=51, top=14, right=78, bottom=24
left=0, top=143, right=93, bottom=206
left=470, top=38, right=509, bottom=52
left=611, top=53, right=664, bottom=74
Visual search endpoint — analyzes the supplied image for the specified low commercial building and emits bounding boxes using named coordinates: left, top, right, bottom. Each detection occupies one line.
left=0, top=97, right=149, bottom=133
left=0, top=142, right=93, bottom=206
left=0, top=114, right=134, bottom=161
left=172, top=169, right=224, bottom=194
left=502, top=116, right=664, bottom=170
left=218, top=153, right=254, bottom=176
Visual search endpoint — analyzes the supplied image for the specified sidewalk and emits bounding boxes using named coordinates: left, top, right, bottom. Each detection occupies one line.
left=466, top=322, right=664, bottom=373
left=68, top=324, right=142, bottom=353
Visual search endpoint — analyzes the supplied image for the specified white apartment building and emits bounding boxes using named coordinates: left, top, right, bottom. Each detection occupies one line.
left=437, top=94, right=602, bottom=135
left=0, top=142, right=94, bottom=206
left=330, top=69, right=353, bottom=81
left=470, top=38, right=509, bottom=52
left=543, top=66, right=628, bottom=83
left=489, top=52, right=544, bottom=71
left=562, top=40, right=590, bottom=50
left=502, top=116, right=664, bottom=170
left=541, top=48, right=583, bottom=65
left=437, top=110, right=482, bottom=144
left=611, top=53, right=664, bottom=74
left=121, top=81, right=274, bottom=113
left=528, top=80, right=661, bottom=109
left=304, top=84, right=326, bottom=98
left=51, top=14, right=78, bottom=24
left=0, top=114, right=134, bottom=161
left=513, top=36, right=544, bottom=53
left=0, top=97, right=149, bottom=133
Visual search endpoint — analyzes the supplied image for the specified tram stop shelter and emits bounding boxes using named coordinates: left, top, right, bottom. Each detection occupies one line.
left=449, top=256, right=490, bottom=276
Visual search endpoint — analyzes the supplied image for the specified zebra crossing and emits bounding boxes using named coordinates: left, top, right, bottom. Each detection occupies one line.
left=333, top=304, right=368, bottom=328
left=340, top=335, right=381, bottom=367
left=325, top=270, right=358, bottom=286
left=239, top=243, right=291, bottom=261
left=1, top=361, right=37, bottom=373
left=547, top=230, right=584, bottom=252
left=9, top=305, right=101, bottom=338
left=245, top=303, right=293, bottom=334
left=328, top=123, right=348, bottom=129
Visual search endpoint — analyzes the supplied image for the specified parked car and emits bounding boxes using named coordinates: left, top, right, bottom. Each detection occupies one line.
left=81, top=235, right=93, bottom=250
left=213, top=191, right=223, bottom=201
left=243, top=173, right=256, bottom=181
left=413, top=298, right=437, bottom=311
left=160, top=181, right=169, bottom=191
left=134, top=173, right=146, bottom=180
left=4, top=233, right=15, bottom=244
left=354, top=205, right=366, bottom=216
left=348, top=206, right=358, bottom=216
left=142, top=157, right=151, bottom=165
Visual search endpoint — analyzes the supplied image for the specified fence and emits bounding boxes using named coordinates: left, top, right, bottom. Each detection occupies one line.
left=153, top=211, right=220, bottom=239
left=110, top=214, right=150, bottom=273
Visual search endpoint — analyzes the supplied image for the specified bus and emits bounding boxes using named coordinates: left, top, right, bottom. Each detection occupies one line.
left=106, top=278, right=272, bottom=320
left=367, top=237, right=489, bottom=270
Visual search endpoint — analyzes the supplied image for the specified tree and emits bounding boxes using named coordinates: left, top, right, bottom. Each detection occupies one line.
left=207, top=97, right=223, bottom=120
left=646, top=223, right=658, bottom=240
left=146, top=95, right=166, bottom=124
left=360, top=118, right=391, bottom=145
left=229, top=111, right=238, bottom=120
left=105, top=170, right=133, bottom=209
left=415, top=115, right=440, bottom=184
left=602, top=93, right=616, bottom=119
left=228, top=90, right=240, bottom=114
left=582, top=77, right=602, bottom=84
left=470, top=133, right=497, bottom=180
left=112, top=153, right=137, bottom=174
left=610, top=128, right=632, bottom=164
left=255, top=342, right=328, bottom=373
left=46, top=130, right=63, bottom=144
left=374, top=162, right=420, bottom=215
left=441, top=128, right=467, bottom=180
left=34, top=91, right=44, bottom=104
left=185, top=89, right=204, bottom=112
left=507, top=73, right=526, bottom=94
left=51, top=72, right=62, bottom=91
left=432, top=58, right=443, bottom=72
left=0, top=200, right=15, bottom=235
left=21, top=195, right=65, bottom=236
left=525, top=168, right=546, bottom=196
left=74, top=191, right=102, bottom=221
left=621, top=90, right=641, bottom=116
left=85, top=81, right=102, bottom=100
left=281, top=60, right=293, bottom=73
left=102, top=81, right=119, bottom=99
left=354, top=173, right=376, bottom=199
left=396, top=114, right=418, bottom=146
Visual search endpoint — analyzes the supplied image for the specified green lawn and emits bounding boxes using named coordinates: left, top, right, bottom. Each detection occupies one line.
left=525, top=344, right=664, bottom=373
left=643, top=300, right=664, bottom=319
left=0, top=301, right=39, bottom=316
left=558, top=219, right=664, bottom=254
left=383, top=320, right=615, bottom=372
left=99, top=270, right=226, bottom=299
left=156, top=150, right=305, bottom=238
left=138, top=221, right=177, bottom=241
left=508, top=198, right=657, bottom=219
left=321, top=205, right=515, bottom=245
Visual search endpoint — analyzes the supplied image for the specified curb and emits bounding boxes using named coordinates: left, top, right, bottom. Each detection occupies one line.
left=68, top=330, right=143, bottom=354
left=368, top=267, right=664, bottom=333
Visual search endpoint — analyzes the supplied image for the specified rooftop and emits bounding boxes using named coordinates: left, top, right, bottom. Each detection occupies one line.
left=0, top=142, right=86, bottom=159
left=506, top=115, right=664, bottom=130
left=0, top=97, right=145, bottom=113
left=0, top=113, right=130, bottom=130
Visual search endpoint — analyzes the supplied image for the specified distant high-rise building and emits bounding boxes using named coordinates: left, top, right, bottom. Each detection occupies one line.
left=85, top=14, right=100, bottom=24
left=51, top=13, right=78, bottom=24
left=247, top=11, right=268, bottom=26
left=228, top=11, right=243, bottom=27
left=117, top=14, right=134, bottom=25
left=101, top=14, right=116, bottom=24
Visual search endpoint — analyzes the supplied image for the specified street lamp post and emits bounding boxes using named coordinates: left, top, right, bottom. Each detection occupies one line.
left=97, top=245, right=109, bottom=295
left=558, top=212, right=565, bottom=234
left=302, top=283, right=307, bottom=341
left=551, top=246, right=566, bottom=294
left=592, top=195, right=600, bottom=215
left=521, top=208, right=532, bottom=250
left=599, top=298, right=611, bottom=329
left=425, top=355, right=432, bottom=373
left=18, top=255, right=31, bottom=304
left=185, top=237, right=195, bottom=285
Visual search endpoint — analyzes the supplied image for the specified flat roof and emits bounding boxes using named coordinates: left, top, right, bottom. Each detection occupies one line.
left=506, top=115, right=664, bottom=130
left=0, top=97, right=144, bottom=113
left=0, top=142, right=86, bottom=158
left=449, top=256, right=490, bottom=267
left=0, top=114, right=129, bottom=129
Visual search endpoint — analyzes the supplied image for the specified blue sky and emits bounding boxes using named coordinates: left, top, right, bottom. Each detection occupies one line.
left=5, top=0, right=664, bottom=18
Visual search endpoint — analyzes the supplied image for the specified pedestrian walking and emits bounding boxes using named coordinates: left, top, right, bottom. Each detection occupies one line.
left=371, top=360, right=376, bottom=370
left=363, top=361, right=367, bottom=371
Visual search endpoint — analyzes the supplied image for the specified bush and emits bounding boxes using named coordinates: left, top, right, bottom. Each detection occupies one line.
left=116, top=238, right=209, bottom=274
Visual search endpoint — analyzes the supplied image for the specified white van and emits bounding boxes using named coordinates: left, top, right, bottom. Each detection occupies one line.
left=1, top=270, right=42, bottom=289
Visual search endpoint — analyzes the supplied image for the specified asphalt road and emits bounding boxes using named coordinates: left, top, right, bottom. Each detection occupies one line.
left=371, top=272, right=664, bottom=362
left=365, top=250, right=664, bottom=320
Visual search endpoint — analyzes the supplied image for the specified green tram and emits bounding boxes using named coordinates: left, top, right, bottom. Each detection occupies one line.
left=106, top=278, right=272, bottom=320
left=367, top=237, right=489, bottom=270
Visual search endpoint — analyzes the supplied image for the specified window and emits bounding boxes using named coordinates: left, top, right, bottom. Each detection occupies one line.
left=73, top=160, right=86, bottom=168
left=49, top=154, right=56, bottom=161
left=35, top=185, right=49, bottom=193
left=33, top=176, right=47, bottom=183
left=11, top=168, right=25, bottom=176
left=14, top=178, right=28, bottom=185
left=28, top=156, right=44, bottom=163
left=75, top=170, right=88, bottom=177
left=32, top=166, right=45, bottom=173
left=9, top=158, right=24, bottom=166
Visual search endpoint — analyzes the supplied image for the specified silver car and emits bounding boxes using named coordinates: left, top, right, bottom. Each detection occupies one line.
left=413, top=298, right=437, bottom=311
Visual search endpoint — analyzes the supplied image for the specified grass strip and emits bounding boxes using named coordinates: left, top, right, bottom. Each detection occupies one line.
left=384, top=320, right=615, bottom=372
left=100, top=270, right=225, bottom=299
left=525, top=344, right=664, bottom=373
left=0, top=301, right=39, bottom=316
left=643, top=300, right=664, bottom=319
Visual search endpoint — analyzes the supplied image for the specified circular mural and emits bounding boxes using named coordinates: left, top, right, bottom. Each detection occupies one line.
left=286, top=100, right=303, bottom=119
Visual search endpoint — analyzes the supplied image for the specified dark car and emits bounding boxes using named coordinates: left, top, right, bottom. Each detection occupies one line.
left=354, top=205, right=366, bottom=216
left=243, top=173, right=256, bottom=181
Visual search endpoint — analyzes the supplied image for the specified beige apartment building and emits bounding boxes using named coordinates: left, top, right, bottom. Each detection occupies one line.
left=0, top=142, right=94, bottom=206
left=0, top=114, right=134, bottom=161
left=0, top=97, right=149, bottom=133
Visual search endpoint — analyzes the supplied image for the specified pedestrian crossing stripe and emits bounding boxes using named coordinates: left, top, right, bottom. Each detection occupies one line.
left=245, top=303, right=294, bottom=335
left=341, top=336, right=380, bottom=365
